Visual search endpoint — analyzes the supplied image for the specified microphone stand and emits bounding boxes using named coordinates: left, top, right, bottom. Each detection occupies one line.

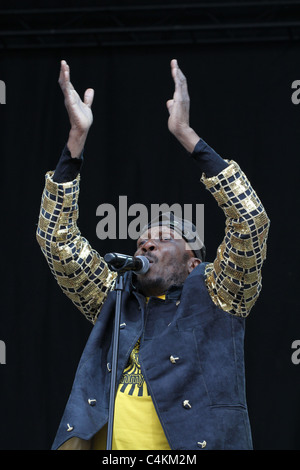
left=106, top=267, right=125, bottom=451
left=104, top=253, right=149, bottom=450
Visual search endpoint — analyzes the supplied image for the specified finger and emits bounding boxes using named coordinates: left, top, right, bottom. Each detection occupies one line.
left=58, top=62, right=64, bottom=85
left=58, top=60, right=68, bottom=84
left=58, top=60, right=75, bottom=93
left=170, top=58, right=178, bottom=69
left=84, top=88, right=94, bottom=108
left=170, top=59, right=187, bottom=92
left=170, top=58, right=178, bottom=83
left=166, top=99, right=173, bottom=114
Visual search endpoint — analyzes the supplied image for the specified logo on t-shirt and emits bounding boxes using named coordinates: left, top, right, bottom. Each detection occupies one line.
left=119, top=340, right=149, bottom=397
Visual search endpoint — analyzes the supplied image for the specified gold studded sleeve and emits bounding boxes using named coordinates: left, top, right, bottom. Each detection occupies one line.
left=201, top=160, right=270, bottom=317
left=36, top=171, right=117, bottom=324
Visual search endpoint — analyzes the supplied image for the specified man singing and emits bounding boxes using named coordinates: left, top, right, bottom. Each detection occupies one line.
left=36, top=59, right=270, bottom=450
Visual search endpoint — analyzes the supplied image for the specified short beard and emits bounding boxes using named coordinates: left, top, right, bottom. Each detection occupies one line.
left=136, top=252, right=190, bottom=297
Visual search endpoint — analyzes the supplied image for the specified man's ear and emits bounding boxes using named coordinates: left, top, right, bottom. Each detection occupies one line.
left=187, top=257, right=201, bottom=273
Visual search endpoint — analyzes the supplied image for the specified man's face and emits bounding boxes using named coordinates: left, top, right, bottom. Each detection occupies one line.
left=133, top=225, right=199, bottom=297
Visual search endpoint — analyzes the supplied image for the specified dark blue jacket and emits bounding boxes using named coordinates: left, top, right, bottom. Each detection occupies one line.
left=52, top=262, right=253, bottom=450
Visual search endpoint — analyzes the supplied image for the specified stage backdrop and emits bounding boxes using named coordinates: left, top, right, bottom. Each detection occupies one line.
left=0, top=38, right=299, bottom=450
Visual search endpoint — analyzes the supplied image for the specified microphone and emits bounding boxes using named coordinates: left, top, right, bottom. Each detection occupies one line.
left=104, top=253, right=150, bottom=274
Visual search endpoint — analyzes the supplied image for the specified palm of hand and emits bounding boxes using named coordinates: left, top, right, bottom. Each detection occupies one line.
left=65, top=88, right=93, bottom=132
left=167, top=59, right=190, bottom=136
left=59, top=60, right=94, bottom=134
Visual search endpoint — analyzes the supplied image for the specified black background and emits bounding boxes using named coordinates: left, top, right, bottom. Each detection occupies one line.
left=0, top=1, right=299, bottom=450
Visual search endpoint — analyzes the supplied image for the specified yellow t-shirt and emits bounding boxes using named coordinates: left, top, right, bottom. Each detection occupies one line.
left=92, top=296, right=171, bottom=450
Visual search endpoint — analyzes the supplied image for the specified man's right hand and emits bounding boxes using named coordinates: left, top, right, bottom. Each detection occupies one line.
left=58, top=60, right=94, bottom=158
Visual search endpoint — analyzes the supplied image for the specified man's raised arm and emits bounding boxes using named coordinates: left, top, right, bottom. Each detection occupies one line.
left=36, top=61, right=116, bottom=324
left=167, top=59, right=270, bottom=317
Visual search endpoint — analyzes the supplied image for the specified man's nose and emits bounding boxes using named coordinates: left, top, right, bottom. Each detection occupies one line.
left=141, top=239, right=157, bottom=252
